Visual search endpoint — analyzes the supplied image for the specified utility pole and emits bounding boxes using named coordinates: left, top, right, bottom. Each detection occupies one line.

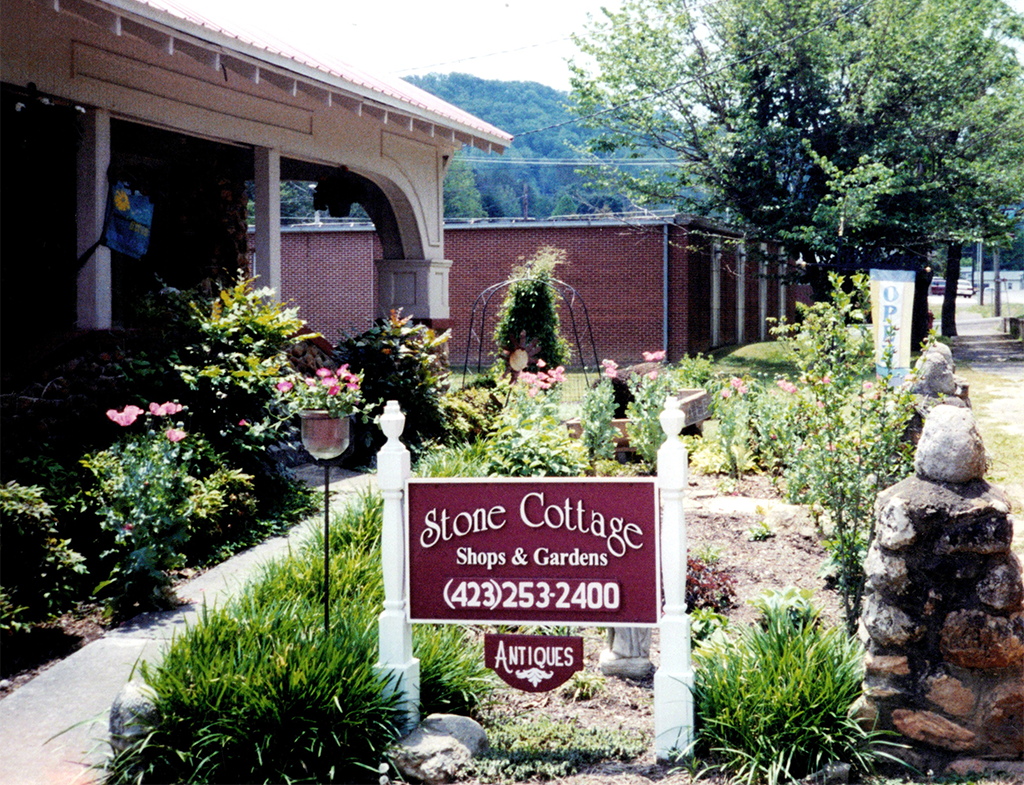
left=977, top=241, right=984, bottom=306
left=993, top=248, right=1001, bottom=317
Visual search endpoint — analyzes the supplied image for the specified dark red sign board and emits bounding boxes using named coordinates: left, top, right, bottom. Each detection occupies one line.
left=484, top=633, right=584, bottom=692
left=406, top=478, right=658, bottom=625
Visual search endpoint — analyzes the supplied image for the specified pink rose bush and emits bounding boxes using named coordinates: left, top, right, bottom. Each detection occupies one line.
left=88, top=401, right=195, bottom=614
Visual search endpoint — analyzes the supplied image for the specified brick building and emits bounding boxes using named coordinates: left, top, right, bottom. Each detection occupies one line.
left=279, top=215, right=811, bottom=368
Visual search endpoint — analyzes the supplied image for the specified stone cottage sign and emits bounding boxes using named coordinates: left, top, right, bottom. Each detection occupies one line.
left=406, top=479, right=658, bottom=625
left=376, top=399, right=695, bottom=759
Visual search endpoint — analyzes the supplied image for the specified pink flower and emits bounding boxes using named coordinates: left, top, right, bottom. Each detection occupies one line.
left=165, top=428, right=187, bottom=442
left=316, top=367, right=333, bottom=378
left=862, top=381, right=875, bottom=391
left=321, top=377, right=337, bottom=389
left=730, top=377, right=748, bottom=395
left=106, top=405, right=144, bottom=427
left=642, top=350, right=666, bottom=362
left=721, top=388, right=732, bottom=399
left=647, top=370, right=659, bottom=380
left=327, top=385, right=341, bottom=396
left=536, top=358, right=547, bottom=368
left=776, top=379, right=798, bottom=394
left=347, top=382, right=359, bottom=391
left=601, top=359, right=619, bottom=379
left=239, top=419, right=249, bottom=426
left=148, top=401, right=184, bottom=417
left=276, top=381, right=294, bottom=392
left=822, top=375, right=832, bottom=385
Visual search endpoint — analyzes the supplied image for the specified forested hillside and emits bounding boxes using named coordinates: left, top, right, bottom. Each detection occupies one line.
left=405, top=73, right=635, bottom=219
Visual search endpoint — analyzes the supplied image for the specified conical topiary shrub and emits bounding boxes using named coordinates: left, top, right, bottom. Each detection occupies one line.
left=493, top=246, right=570, bottom=370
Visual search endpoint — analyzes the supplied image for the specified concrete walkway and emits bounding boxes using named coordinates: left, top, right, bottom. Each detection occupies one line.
left=0, top=467, right=373, bottom=785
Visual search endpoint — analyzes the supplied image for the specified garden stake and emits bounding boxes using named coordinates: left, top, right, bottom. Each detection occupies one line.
left=324, top=463, right=330, bottom=635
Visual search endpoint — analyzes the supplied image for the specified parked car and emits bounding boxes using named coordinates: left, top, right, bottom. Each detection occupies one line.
left=957, top=280, right=975, bottom=297
left=930, top=280, right=946, bottom=295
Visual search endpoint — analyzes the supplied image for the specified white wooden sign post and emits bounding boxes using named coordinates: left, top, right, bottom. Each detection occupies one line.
left=653, top=396, right=695, bottom=760
left=376, top=397, right=693, bottom=758
left=376, top=401, right=420, bottom=733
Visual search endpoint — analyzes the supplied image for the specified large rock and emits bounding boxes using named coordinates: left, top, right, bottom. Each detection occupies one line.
left=109, top=680, right=158, bottom=754
left=891, top=709, right=978, bottom=752
left=863, top=594, right=924, bottom=648
left=909, top=344, right=959, bottom=398
left=979, top=682, right=1024, bottom=756
left=914, top=405, right=987, bottom=483
left=391, top=714, right=489, bottom=784
left=939, top=610, right=1024, bottom=670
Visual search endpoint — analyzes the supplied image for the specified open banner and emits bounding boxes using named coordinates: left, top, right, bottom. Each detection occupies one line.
left=869, top=268, right=915, bottom=383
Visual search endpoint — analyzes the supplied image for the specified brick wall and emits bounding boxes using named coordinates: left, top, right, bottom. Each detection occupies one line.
left=277, top=218, right=804, bottom=369
left=280, top=227, right=379, bottom=344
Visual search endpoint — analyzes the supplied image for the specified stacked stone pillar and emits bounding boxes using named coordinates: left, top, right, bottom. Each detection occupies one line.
left=859, top=404, right=1023, bottom=773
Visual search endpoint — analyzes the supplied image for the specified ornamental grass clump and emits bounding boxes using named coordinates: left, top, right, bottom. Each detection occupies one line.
left=108, top=489, right=494, bottom=784
left=692, top=588, right=898, bottom=785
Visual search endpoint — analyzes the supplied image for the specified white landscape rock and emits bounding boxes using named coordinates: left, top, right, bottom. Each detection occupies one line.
left=391, top=714, right=489, bottom=784
left=914, top=405, right=987, bottom=483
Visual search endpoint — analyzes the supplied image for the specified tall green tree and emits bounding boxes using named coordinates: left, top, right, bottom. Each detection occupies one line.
left=443, top=154, right=486, bottom=219
left=570, top=0, right=1024, bottom=329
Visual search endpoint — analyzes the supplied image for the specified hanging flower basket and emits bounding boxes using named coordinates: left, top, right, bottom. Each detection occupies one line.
left=298, top=410, right=351, bottom=460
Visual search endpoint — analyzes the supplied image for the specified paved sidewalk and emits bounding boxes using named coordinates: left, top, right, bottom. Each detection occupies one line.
left=949, top=316, right=1024, bottom=382
left=0, top=467, right=373, bottom=785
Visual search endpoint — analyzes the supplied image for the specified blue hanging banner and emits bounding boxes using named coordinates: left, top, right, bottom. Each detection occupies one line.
left=104, top=182, right=153, bottom=259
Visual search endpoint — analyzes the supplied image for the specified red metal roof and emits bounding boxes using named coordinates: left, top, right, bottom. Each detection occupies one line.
left=107, top=0, right=513, bottom=148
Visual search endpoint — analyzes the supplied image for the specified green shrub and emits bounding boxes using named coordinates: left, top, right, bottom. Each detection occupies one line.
left=745, top=377, right=804, bottom=475
left=82, top=404, right=195, bottom=615
left=493, top=247, right=570, bottom=369
left=483, top=376, right=588, bottom=477
left=109, top=489, right=495, bottom=783
left=414, top=624, right=495, bottom=716
left=439, top=383, right=502, bottom=444
left=471, top=715, right=646, bottom=784
left=625, top=368, right=675, bottom=466
left=579, top=377, right=618, bottom=461
left=414, top=441, right=491, bottom=478
left=110, top=601, right=400, bottom=784
left=170, top=276, right=306, bottom=499
left=184, top=467, right=258, bottom=562
left=773, top=274, right=915, bottom=635
left=337, top=310, right=451, bottom=461
left=0, top=482, right=87, bottom=630
left=692, top=589, right=894, bottom=785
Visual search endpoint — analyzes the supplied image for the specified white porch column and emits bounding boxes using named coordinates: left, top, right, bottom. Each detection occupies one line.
left=376, top=258, right=452, bottom=321
left=377, top=401, right=420, bottom=733
left=654, top=396, right=694, bottom=761
left=76, top=108, right=112, bottom=329
left=254, top=147, right=281, bottom=298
